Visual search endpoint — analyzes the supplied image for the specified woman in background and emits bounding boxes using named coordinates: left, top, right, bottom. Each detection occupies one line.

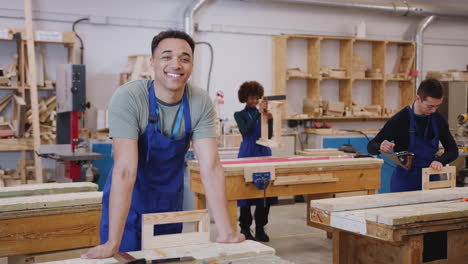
left=234, top=81, right=278, bottom=242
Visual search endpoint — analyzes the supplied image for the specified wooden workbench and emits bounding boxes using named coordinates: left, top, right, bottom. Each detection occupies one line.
left=38, top=240, right=292, bottom=264
left=309, top=187, right=468, bottom=264
left=188, top=156, right=383, bottom=231
left=0, top=182, right=102, bottom=258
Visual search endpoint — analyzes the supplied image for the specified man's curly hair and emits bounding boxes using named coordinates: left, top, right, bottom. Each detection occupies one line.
left=238, top=81, right=264, bottom=103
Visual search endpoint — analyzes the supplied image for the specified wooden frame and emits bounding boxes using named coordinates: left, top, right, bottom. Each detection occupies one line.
left=142, top=209, right=210, bottom=250
left=422, top=166, right=456, bottom=190
left=256, top=100, right=283, bottom=148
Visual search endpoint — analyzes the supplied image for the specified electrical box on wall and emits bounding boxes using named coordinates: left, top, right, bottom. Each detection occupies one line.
left=56, top=64, right=86, bottom=113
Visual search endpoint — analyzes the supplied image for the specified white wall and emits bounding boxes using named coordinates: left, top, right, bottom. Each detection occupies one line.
left=0, top=0, right=468, bottom=131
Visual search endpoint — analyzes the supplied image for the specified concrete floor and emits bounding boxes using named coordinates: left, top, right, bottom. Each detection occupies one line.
left=209, top=201, right=333, bottom=264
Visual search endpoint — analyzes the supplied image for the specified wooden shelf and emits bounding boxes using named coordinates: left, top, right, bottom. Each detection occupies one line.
left=0, top=30, right=76, bottom=45
left=385, top=78, right=413, bottom=82
left=353, top=77, right=384, bottom=81
left=0, top=138, right=34, bottom=151
left=321, top=77, right=351, bottom=80
left=284, top=116, right=390, bottom=121
left=0, top=86, right=54, bottom=91
left=272, top=34, right=416, bottom=117
left=287, top=76, right=319, bottom=81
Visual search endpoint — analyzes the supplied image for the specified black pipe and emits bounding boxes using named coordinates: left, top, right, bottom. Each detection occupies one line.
left=72, top=18, right=89, bottom=64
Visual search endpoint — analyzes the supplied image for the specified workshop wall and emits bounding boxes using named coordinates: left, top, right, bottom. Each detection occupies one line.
left=0, top=0, right=467, bottom=131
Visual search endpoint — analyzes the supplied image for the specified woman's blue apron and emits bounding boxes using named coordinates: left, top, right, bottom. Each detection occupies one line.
left=237, top=108, right=278, bottom=207
left=390, top=105, right=439, bottom=192
left=100, top=81, right=192, bottom=252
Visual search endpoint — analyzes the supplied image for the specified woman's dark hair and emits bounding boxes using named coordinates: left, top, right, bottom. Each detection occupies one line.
left=238, top=81, right=264, bottom=103
left=151, top=30, right=195, bottom=56
left=417, top=78, right=444, bottom=100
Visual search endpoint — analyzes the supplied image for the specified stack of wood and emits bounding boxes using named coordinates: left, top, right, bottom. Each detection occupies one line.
left=352, top=55, right=366, bottom=78
left=351, top=102, right=378, bottom=117
left=0, top=94, right=29, bottom=138
left=394, top=46, right=415, bottom=79
left=119, top=54, right=154, bottom=85
left=0, top=94, right=14, bottom=138
left=323, top=100, right=345, bottom=117
left=25, top=95, right=56, bottom=144
left=321, top=67, right=346, bottom=78
left=426, top=70, right=468, bottom=82
left=0, top=55, right=19, bottom=88
left=287, top=68, right=313, bottom=79
left=383, top=107, right=398, bottom=117
left=303, top=98, right=322, bottom=117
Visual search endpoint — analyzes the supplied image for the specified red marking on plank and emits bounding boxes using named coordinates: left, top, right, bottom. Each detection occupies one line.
left=221, top=156, right=334, bottom=165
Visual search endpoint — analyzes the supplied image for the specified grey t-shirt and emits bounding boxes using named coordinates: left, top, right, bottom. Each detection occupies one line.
left=109, top=79, right=216, bottom=140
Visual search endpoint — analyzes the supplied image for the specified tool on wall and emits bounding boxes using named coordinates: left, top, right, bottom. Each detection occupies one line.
left=380, top=151, right=415, bottom=170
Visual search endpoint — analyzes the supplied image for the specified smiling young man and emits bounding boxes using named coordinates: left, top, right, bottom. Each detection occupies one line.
left=83, top=30, right=244, bottom=259
left=367, top=78, right=458, bottom=192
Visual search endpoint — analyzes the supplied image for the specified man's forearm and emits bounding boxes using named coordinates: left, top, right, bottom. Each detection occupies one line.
left=107, top=168, right=136, bottom=249
left=199, top=161, right=233, bottom=235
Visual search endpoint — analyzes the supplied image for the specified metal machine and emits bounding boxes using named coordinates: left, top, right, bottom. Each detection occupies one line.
left=39, top=64, right=102, bottom=181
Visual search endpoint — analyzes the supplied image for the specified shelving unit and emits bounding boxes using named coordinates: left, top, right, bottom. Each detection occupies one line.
left=0, top=26, right=76, bottom=184
left=272, top=34, right=416, bottom=120
left=0, top=29, right=76, bottom=92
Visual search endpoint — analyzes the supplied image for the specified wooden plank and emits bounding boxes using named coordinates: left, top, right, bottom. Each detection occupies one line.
left=307, top=38, right=321, bottom=99
left=39, top=240, right=276, bottom=264
left=0, top=192, right=102, bottom=213
left=338, top=79, right=352, bottom=107
left=0, top=210, right=100, bottom=257
left=12, top=95, right=26, bottom=137
left=272, top=35, right=287, bottom=96
left=310, top=187, right=468, bottom=212
left=274, top=173, right=337, bottom=186
left=0, top=182, right=98, bottom=198
left=189, top=157, right=383, bottom=172
left=0, top=94, right=13, bottom=113
left=24, top=0, right=43, bottom=182
left=0, top=204, right=101, bottom=220
left=0, top=138, right=34, bottom=151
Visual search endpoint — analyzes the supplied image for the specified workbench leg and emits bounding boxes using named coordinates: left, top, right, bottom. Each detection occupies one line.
left=194, top=193, right=206, bottom=210
left=448, top=228, right=468, bottom=262
left=401, top=235, right=423, bottom=264
left=332, top=229, right=349, bottom=264
left=194, top=193, right=206, bottom=232
left=228, top=200, right=238, bottom=232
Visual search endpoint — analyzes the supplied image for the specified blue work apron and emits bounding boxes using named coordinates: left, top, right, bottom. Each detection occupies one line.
left=237, top=108, right=278, bottom=207
left=390, top=105, right=439, bottom=192
left=100, top=81, right=191, bottom=252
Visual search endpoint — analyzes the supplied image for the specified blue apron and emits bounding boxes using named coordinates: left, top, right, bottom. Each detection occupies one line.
left=390, top=105, right=439, bottom=192
left=237, top=108, right=278, bottom=207
left=100, top=81, right=191, bottom=252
